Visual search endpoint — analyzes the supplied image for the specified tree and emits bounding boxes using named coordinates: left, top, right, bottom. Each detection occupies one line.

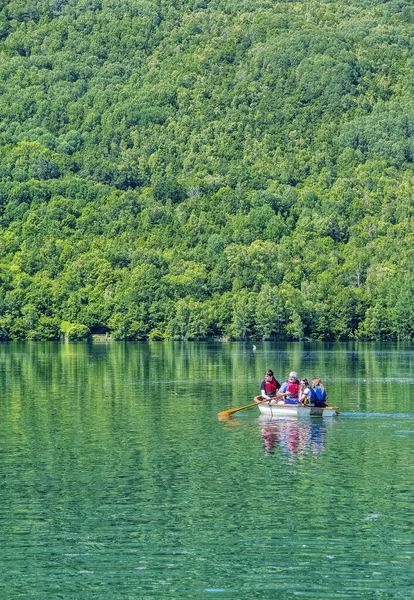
left=255, top=284, right=284, bottom=340
left=227, top=290, right=256, bottom=341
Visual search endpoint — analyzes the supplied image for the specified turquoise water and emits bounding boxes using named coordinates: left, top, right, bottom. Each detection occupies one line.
left=0, top=341, right=413, bottom=599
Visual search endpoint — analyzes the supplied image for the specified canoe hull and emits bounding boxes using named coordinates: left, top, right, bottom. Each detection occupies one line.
left=255, top=397, right=338, bottom=418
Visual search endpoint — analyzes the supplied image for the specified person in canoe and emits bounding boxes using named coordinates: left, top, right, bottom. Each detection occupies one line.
left=298, top=378, right=316, bottom=405
left=259, top=369, right=281, bottom=403
left=278, top=371, right=301, bottom=404
left=311, top=377, right=328, bottom=407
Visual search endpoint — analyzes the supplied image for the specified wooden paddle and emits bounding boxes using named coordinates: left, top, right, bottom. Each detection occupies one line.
left=218, top=392, right=290, bottom=417
left=218, top=399, right=267, bottom=418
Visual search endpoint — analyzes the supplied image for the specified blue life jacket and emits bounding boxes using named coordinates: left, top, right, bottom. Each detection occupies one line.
left=309, top=387, right=317, bottom=405
left=314, top=385, right=327, bottom=406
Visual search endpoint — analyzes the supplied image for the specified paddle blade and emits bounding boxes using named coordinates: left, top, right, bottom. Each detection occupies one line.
left=217, top=401, right=262, bottom=418
left=217, top=410, right=234, bottom=418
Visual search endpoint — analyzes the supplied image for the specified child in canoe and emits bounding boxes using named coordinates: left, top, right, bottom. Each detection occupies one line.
left=299, top=378, right=316, bottom=405
left=260, top=369, right=281, bottom=402
left=311, top=377, right=328, bottom=407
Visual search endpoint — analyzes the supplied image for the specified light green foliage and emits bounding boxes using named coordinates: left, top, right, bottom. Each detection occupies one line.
left=0, top=0, right=414, bottom=339
left=60, top=321, right=90, bottom=340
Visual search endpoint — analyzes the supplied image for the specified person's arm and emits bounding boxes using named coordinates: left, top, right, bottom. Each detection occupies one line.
left=274, top=382, right=289, bottom=401
left=278, top=382, right=288, bottom=394
left=260, top=380, right=271, bottom=400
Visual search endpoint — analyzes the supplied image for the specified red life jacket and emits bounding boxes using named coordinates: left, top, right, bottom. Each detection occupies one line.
left=265, top=378, right=278, bottom=395
left=287, top=381, right=299, bottom=396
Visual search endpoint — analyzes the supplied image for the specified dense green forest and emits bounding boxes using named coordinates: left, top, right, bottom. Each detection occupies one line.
left=0, top=0, right=414, bottom=340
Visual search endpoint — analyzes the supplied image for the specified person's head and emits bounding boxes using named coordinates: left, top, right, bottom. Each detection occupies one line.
left=312, top=377, right=324, bottom=390
left=265, top=369, right=274, bottom=380
left=299, top=378, right=308, bottom=394
left=288, top=371, right=299, bottom=382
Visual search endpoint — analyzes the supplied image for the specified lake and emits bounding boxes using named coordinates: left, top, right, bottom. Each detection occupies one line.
left=0, top=341, right=413, bottom=599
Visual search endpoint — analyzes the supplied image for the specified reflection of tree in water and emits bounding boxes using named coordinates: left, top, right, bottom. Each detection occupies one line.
left=260, top=418, right=327, bottom=456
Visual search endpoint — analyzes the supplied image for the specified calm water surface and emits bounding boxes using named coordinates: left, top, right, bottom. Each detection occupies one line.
left=0, top=341, right=413, bottom=599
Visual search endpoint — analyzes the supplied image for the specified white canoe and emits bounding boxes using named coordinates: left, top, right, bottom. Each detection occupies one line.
left=254, top=396, right=339, bottom=418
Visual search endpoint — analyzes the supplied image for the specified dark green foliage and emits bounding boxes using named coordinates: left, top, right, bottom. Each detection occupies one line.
left=0, top=0, right=414, bottom=340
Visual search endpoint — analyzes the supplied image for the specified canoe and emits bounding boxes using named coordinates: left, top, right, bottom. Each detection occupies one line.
left=254, top=396, right=339, bottom=418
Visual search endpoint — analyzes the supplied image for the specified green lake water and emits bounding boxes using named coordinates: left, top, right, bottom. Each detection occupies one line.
left=0, top=341, right=413, bottom=599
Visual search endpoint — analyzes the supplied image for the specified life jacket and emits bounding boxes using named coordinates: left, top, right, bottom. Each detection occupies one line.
left=287, top=381, right=299, bottom=397
left=314, top=385, right=327, bottom=406
left=314, top=385, right=326, bottom=402
left=303, top=387, right=317, bottom=405
left=265, top=378, right=279, bottom=396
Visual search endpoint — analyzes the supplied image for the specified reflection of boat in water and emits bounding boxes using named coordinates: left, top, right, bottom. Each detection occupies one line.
left=261, top=417, right=328, bottom=456
left=254, top=396, right=339, bottom=418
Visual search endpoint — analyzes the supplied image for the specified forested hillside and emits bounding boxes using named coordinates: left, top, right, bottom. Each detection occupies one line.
left=1, top=0, right=414, bottom=340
